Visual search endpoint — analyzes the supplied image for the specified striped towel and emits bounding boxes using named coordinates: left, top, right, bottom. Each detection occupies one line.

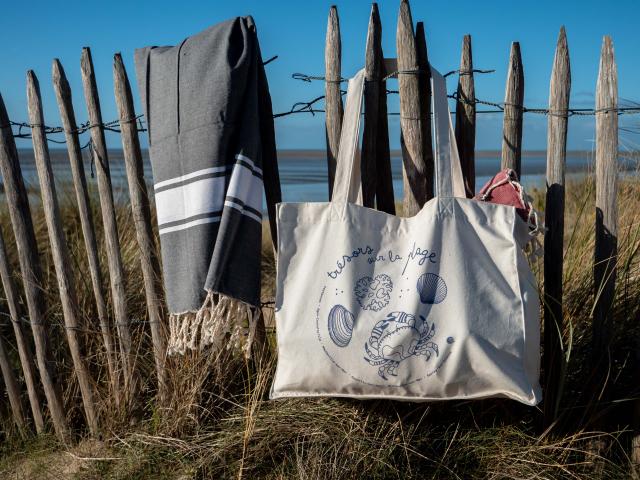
left=134, top=17, right=277, bottom=356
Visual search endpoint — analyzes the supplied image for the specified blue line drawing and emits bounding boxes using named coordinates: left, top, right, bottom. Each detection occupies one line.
left=354, top=274, right=393, bottom=311
left=364, top=311, right=439, bottom=380
left=328, top=304, right=355, bottom=347
left=417, top=273, right=447, bottom=304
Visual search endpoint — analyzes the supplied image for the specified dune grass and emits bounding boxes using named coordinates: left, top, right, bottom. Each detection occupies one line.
left=0, top=174, right=639, bottom=479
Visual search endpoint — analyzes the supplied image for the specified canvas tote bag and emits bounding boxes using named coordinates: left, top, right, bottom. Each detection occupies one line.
left=271, top=65, right=541, bottom=405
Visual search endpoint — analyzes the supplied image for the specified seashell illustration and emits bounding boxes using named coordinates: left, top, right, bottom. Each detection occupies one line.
left=328, top=304, right=355, bottom=347
left=354, top=274, right=393, bottom=311
left=417, top=273, right=447, bottom=304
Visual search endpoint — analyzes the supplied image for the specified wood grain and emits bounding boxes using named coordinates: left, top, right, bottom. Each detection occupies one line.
left=27, top=70, right=98, bottom=435
left=415, top=21, right=434, bottom=201
left=52, top=58, right=120, bottom=403
left=593, top=36, right=617, bottom=356
left=81, top=47, right=135, bottom=402
left=0, top=226, right=44, bottom=432
left=501, top=42, right=525, bottom=178
left=0, top=92, right=69, bottom=442
left=455, top=35, right=476, bottom=197
left=375, top=68, right=395, bottom=215
left=361, top=4, right=382, bottom=208
left=397, top=0, right=427, bottom=215
left=543, top=27, right=570, bottom=425
left=113, top=53, right=167, bottom=402
left=325, top=6, right=343, bottom=198
left=0, top=327, right=26, bottom=432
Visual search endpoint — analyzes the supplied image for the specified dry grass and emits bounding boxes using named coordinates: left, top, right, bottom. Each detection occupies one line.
left=0, top=174, right=639, bottom=479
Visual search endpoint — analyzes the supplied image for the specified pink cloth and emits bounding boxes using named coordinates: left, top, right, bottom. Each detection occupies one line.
left=475, top=169, right=531, bottom=222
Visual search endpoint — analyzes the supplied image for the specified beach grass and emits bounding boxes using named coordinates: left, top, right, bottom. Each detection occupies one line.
left=0, top=175, right=639, bottom=479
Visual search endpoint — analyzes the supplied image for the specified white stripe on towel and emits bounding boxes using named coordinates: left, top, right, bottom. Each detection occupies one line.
left=159, top=215, right=222, bottom=235
left=154, top=165, right=230, bottom=190
left=235, top=153, right=263, bottom=176
left=155, top=156, right=263, bottom=235
left=226, top=162, right=263, bottom=216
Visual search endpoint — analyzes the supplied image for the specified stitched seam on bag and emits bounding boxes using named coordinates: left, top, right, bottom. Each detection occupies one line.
left=510, top=212, right=537, bottom=402
left=270, top=390, right=537, bottom=404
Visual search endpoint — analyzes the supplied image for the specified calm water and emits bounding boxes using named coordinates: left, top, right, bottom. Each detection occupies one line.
left=6, top=149, right=638, bottom=205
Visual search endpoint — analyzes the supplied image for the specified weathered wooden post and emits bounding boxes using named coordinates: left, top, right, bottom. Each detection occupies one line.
left=543, top=27, right=570, bottom=426
left=0, top=330, right=26, bottom=433
left=0, top=93, right=69, bottom=442
left=593, top=36, right=617, bottom=360
left=361, top=4, right=382, bottom=208
left=80, top=47, right=134, bottom=401
left=634, top=398, right=640, bottom=475
left=52, top=59, right=120, bottom=401
left=0, top=226, right=44, bottom=433
left=375, top=81, right=395, bottom=214
left=455, top=35, right=476, bottom=197
left=415, top=21, right=434, bottom=201
left=501, top=42, right=524, bottom=178
left=397, top=0, right=428, bottom=215
left=27, top=70, right=99, bottom=435
left=325, top=5, right=343, bottom=198
left=113, top=53, right=167, bottom=402
left=360, top=3, right=394, bottom=214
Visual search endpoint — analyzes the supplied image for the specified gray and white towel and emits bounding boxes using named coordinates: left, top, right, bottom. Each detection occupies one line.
left=134, top=17, right=278, bottom=356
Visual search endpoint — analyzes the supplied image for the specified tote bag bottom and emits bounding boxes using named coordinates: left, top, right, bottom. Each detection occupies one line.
left=270, top=389, right=540, bottom=406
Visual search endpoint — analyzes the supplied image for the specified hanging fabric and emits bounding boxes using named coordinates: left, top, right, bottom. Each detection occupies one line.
left=134, top=17, right=278, bottom=356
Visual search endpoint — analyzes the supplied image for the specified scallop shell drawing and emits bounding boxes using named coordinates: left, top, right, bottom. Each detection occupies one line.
left=328, top=304, right=355, bottom=347
left=417, top=273, right=447, bottom=304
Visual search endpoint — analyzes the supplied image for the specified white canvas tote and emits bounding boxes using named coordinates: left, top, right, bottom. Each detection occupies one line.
left=271, top=65, right=542, bottom=405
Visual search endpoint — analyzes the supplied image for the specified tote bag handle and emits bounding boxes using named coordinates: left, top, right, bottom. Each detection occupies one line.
left=331, top=64, right=465, bottom=207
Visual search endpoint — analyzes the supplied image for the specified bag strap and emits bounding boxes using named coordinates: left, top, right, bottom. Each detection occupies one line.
left=331, top=68, right=365, bottom=206
left=431, top=68, right=466, bottom=198
left=331, top=64, right=465, bottom=210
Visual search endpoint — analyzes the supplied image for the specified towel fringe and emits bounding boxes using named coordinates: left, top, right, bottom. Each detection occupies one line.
left=167, top=292, right=260, bottom=358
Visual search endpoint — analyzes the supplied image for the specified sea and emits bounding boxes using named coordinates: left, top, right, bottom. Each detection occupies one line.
left=6, top=149, right=639, bottom=205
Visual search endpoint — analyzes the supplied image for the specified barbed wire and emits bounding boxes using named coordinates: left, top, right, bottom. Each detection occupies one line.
left=3, top=66, right=639, bottom=146
left=291, top=69, right=640, bottom=117
left=292, top=68, right=495, bottom=83
left=6, top=115, right=147, bottom=146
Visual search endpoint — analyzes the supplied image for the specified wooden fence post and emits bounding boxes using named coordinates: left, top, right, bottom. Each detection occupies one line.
left=112, top=53, right=167, bottom=402
left=501, top=42, right=524, bottom=178
left=52, top=59, right=120, bottom=402
left=376, top=76, right=395, bottom=212
left=369, top=6, right=395, bottom=215
left=0, top=226, right=44, bottom=433
left=27, top=70, right=99, bottom=435
left=80, top=47, right=135, bottom=402
left=593, top=36, right=617, bottom=362
left=455, top=35, right=476, bottom=198
left=375, top=74, right=395, bottom=215
left=415, top=21, right=434, bottom=201
left=361, top=3, right=382, bottom=208
left=543, top=27, right=570, bottom=426
left=0, top=329, right=26, bottom=433
left=0, top=93, right=69, bottom=442
left=397, top=0, right=428, bottom=215
left=325, top=5, right=343, bottom=199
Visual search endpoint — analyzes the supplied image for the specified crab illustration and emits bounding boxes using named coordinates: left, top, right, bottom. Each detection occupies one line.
left=364, top=311, right=438, bottom=380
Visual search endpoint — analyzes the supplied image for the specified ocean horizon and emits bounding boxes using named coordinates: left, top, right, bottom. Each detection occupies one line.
left=7, top=148, right=639, bottom=204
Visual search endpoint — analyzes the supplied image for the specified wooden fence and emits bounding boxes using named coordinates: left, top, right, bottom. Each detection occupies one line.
left=0, top=0, right=636, bottom=469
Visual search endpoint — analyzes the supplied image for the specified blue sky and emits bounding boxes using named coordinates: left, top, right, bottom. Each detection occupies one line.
left=1, top=0, right=638, bottom=151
